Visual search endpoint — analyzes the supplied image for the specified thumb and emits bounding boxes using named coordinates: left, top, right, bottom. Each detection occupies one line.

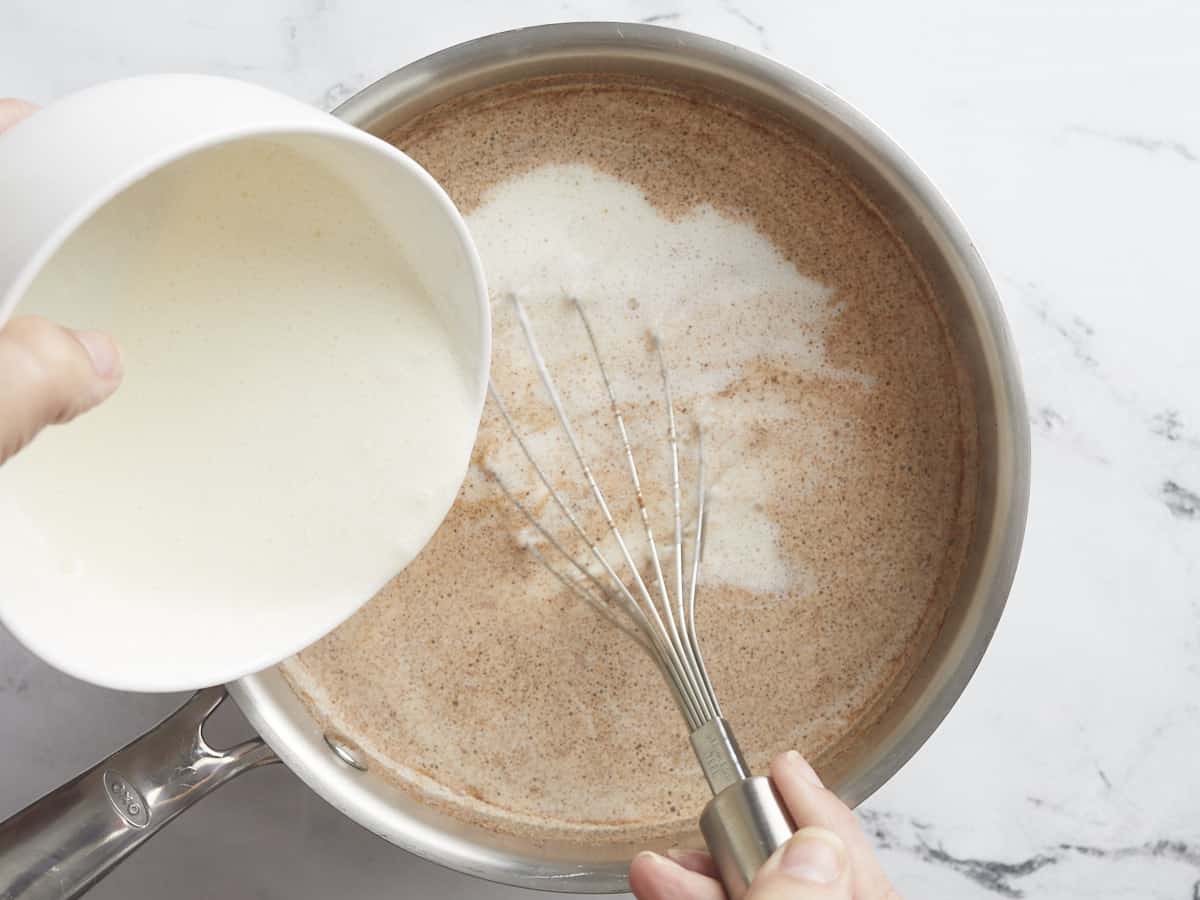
left=745, top=827, right=851, bottom=900
left=0, top=315, right=122, bottom=463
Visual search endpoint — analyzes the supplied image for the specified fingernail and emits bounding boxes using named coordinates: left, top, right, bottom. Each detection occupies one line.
left=634, top=850, right=667, bottom=867
left=73, top=330, right=122, bottom=380
left=784, top=749, right=824, bottom=787
left=779, top=828, right=844, bottom=884
left=665, top=846, right=709, bottom=867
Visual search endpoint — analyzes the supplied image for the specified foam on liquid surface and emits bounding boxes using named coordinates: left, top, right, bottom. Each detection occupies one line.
left=466, top=162, right=870, bottom=595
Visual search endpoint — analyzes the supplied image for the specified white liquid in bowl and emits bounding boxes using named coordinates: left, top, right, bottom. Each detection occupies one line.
left=0, top=138, right=480, bottom=689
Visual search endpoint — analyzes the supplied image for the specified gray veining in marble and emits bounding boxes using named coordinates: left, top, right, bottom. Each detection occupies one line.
left=2, top=1, right=1199, bottom=897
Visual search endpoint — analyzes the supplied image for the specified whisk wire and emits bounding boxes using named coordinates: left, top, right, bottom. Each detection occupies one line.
left=686, top=435, right=722, bottom=719
left=493, top=294, right=723, bottom=732
left=487, top=384, right=665, bottom=650
left=572, top=299, right=714, bottom=729
left=484, top=463, right=650, bottom=651
left=526, top=540, right=652, bottom=651
left=655, top=337, right=721, bottom=724
left=490, top=296, right=790, bottom=891
left=505, top=297, right=707, bottom=727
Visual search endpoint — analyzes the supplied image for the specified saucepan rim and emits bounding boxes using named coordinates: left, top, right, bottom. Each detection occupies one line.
left=232, top=20, right=1030, bottom=894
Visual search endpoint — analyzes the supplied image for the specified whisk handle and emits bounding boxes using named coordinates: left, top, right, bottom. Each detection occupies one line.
left=699, top=775, right=795, bottom=900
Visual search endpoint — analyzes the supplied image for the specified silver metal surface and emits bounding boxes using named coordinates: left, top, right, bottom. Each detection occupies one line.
left=690, top=719, right=750, bottom=795
left=323, top=733, right=368, bottom=772
left=294, top=21, right=1030, bottom=890
left=492, top=294, right=790, bottom=895
left=311, top=24, right=1029, bottom=890
left=690, top=720, right=796, bottom=893
left=0, top=689, right=276, bottom=900
left=488, top=294, right=725, bottom=732
left=0, top=21, right=1030, bottom=897
left=700, top=777, right=796, bottom=900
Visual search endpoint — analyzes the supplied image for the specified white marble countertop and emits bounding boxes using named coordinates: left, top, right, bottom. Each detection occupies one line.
left=3, top=1, right=1199, bottom=898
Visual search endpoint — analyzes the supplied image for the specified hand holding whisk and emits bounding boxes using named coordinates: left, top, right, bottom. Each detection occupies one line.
left=486, top=293, right=795, bottom=898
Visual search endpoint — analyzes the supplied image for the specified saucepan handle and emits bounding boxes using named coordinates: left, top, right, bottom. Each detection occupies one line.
left=0, top=687, right=278, bottom=900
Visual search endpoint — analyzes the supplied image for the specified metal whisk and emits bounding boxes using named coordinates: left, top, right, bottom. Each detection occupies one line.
left=486, top=295, right=794, bottom=898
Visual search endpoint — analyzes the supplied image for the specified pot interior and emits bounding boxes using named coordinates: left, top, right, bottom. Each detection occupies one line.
left=235, top=21, right=1027, bottom=894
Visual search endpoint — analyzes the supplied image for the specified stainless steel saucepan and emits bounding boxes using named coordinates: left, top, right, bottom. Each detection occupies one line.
left=0, top=22, right=1029, bottom=899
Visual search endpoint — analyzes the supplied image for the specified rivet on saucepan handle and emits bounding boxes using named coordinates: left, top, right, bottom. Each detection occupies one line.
left=323, top=733, right=368, bottom=771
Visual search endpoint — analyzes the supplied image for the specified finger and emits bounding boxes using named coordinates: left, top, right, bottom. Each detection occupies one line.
left=770, top=752, right=896, bottom=898
left=630, top=851, right=727, bottom=900
left=745, top=827, right=851, bottom=900
left=666, top=847, right=720, bottom=878
left=0, top=316, right=123, bottom=463
left=0, top=98, right=38, bottom=132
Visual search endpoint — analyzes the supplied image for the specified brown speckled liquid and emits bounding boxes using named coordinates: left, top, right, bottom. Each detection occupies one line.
left=282, top=75, right=977, bottom=845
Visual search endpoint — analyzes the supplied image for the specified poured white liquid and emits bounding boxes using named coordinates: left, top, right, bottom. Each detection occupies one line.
left=468, top=164, right=852, bottom=597
left=0, top=138, right=480, bottom=687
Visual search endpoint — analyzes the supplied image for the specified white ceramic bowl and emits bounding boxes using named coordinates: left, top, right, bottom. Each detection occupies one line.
left=0, top=75, right=489, bottom=691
